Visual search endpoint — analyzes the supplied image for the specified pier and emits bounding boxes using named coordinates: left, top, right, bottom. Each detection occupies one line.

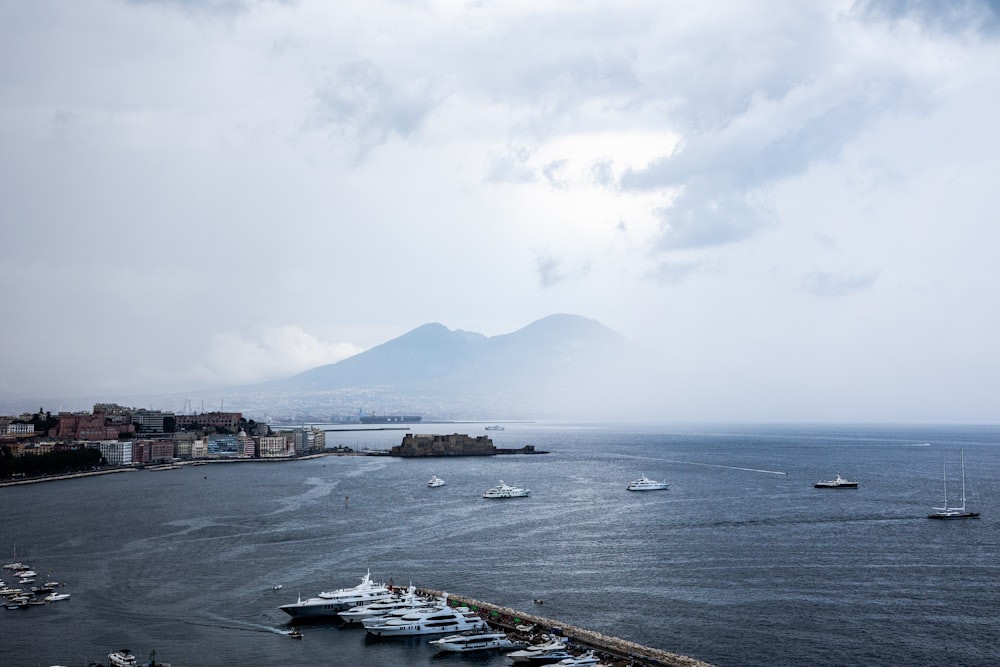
left=418, top=588, right=716, bottom=667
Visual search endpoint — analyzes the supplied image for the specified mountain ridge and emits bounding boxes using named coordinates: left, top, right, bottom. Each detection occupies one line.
left=250, top=313, right=637, bottom=418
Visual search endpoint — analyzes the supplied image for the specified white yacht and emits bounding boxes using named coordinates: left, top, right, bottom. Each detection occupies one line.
left=429, top=630, right=525, bottom=652
left=507, top=636, right=569, bottom=662
left=44, top=592, right=71, bottom=602
left=483, top=480, right=530, bottom=498
left=279, top=569, right=394, bottom=619
left=427, top=475, right=445, bottom=487
left=338, top=586, right=435, bottom=624
left=107, top=650, right=138, bottom=667
left=626, top=474, right=670, bottom=491
left=364, top=597, right=488, bottom=637
left=551, top=651, right=602, bottom=665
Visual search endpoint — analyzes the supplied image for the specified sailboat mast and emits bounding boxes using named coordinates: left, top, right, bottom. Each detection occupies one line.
left=959, top=450, right=967, bottom=511
left=942, top=460, right=949, bottom=510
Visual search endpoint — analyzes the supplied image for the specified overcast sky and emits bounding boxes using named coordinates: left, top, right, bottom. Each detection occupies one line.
left=2, top=0, right=999, bottom=422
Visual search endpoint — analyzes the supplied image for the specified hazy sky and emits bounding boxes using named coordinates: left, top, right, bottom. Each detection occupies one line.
left=2, top=0, right=999, bottom=422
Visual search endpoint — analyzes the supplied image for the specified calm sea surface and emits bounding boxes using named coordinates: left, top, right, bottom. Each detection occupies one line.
left=2, top=423, right=999, bottom=667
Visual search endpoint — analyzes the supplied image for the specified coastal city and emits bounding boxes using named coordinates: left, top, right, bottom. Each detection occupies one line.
left=0, top=404, right=329, bottom=480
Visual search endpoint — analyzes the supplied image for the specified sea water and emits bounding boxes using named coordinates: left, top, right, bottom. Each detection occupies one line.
left=1, top=422, right=998, bottom=667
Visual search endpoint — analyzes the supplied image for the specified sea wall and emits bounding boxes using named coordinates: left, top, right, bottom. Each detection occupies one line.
left=418, top=588, right=717, bottom=667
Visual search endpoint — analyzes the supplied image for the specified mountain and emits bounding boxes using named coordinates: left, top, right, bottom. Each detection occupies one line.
left=250, top=314, right=639, bottom=419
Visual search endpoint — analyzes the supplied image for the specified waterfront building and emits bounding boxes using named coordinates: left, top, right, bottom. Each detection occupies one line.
left=175, top=411, right=242, bottom=433
left=50, top=413, right=134, bottom=441
left=208, top=434, right=240, bottom=456
left=258, top=435, right=294, bottom=458
left=90, top=440, right=133, bottom=466
left=292, top=427, right=325, bottom=455
left=131, top=409, right=173, bottom=434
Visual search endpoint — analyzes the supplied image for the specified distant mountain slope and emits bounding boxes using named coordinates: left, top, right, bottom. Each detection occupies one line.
left=255, top=314, right=637, bottom=418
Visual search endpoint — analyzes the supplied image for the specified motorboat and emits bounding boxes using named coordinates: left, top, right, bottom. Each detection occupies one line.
left=279, top=569, right=394, bottom=619
left=519, top=649, right=578, bottom=664
left=551, top=651, right=602, bottom=665
left=427, top=475, right=445, bottom=487
left=107, top=650, right=138, bottom=667
left=483, top=480, right=530, bottom=498
left=364, top=597, right=489, bottom=637
left=626, top=474, right=669, bottom=491
left=339, top=585, right=436, bottom=624
left=814, top=474, right=858, bottom=489
left=45, top=592, right=71, bottom=602
left=429, top=630, right=526, bottom=652
left=485, top=425, right=504, bottom=431
left=288, top=629, right=303, bottom=639
left=507, top=637, right=569, bottom=662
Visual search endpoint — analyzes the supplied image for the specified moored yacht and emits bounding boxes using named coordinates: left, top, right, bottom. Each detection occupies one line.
left=483, top=480, right=530, bottom=498
left=364, top=596, right=488, bottom=637
left=279, top=569, right=394, bottom=619
left=107, top=649, right=138, bottom=667
left=507, top=636, right=569, bottom=662
left=338, top=585, right=435, bottom=624
left=427, top=475, right=445, bottom=487
left=626, top=474, right=669, bottom=491
left=550, top=651, right=602, bottom=665
left=429, top=630, right=525, bottom=652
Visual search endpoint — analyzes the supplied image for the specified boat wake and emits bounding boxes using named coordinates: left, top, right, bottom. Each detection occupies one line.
left=194, top=615, right=296, bottom=636
left=662, top=459, right=787, bottom=475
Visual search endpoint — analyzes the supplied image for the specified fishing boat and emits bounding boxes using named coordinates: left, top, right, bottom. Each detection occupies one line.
left=928, top=451, right=979, bottom=520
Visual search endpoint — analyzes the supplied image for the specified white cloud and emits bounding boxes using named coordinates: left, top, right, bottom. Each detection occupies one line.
left=199, top=326, right=364, bottom=385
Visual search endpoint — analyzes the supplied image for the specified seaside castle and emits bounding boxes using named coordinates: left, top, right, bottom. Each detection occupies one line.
left=390, top=433, right=495, bottom=457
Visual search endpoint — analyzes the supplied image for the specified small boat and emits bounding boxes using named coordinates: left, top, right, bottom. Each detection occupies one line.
left=626, top=474, right=669, bottom=491
left=427, top=475, right=445, bottom=487
left=45, top=592, right=71, bottom=602
left=483, top=480, right=530, bottom=499
left=814, top=474, right=858, bottom=489
left=928, top=451, right=980, bottom=520
left=288, top=629, right=303, bottom=639
left=107, top=650, right=138, bottom=667
left=273, top=584, right=283, bottom=590
left=485, top=425, right=504, bottom=431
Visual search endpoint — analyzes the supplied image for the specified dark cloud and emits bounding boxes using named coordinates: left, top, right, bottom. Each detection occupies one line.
left=484, top=144, right=536, bottom=183
left=855, top=0, right=1000, bottom=35
left=122, top=0, right=289, bottom=15
left=621, top=73, right=926, bottom=252
left=315, top=60, right=435, bottom=158
left=536, top=252, right=567, bottom=288
left=649, top=178, right=772, bottom=250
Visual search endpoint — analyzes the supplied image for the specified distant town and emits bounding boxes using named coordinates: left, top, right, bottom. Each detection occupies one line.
left=0, top=403, right=337, bottom=482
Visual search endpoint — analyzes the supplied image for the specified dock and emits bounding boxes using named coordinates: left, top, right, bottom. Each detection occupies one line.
left=417, top=588, right=716, bottom=667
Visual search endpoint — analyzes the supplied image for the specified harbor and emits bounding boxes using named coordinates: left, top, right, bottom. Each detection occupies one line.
left=417, top=588, right=716, bottom=667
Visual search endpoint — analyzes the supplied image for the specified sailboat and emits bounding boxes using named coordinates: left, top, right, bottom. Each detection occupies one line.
left=928, top=451, right=979, bottom=520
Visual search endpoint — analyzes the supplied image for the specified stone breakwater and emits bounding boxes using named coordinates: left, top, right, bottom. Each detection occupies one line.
left=418, top=588, right=716, bottom=667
